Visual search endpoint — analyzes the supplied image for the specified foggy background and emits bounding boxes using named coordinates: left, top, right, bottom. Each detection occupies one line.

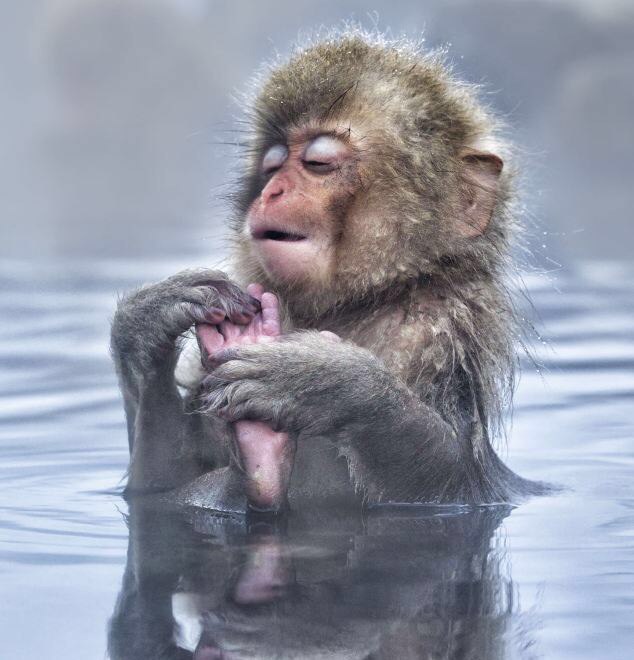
left=2, top=0, right=633, bottom=266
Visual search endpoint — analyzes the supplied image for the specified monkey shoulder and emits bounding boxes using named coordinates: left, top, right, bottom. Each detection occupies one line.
left=345, top=297, right=458, bottom=385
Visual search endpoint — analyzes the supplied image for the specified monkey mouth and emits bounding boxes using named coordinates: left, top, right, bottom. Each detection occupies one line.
left=252, top=228, right=307, bottom=242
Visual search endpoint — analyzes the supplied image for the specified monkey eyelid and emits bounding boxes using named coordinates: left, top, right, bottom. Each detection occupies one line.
left=302, top=161, right=340, bottom=175
left=301, top=134, right=350, bottom=172
left=261, top=144, right=289, bottom=174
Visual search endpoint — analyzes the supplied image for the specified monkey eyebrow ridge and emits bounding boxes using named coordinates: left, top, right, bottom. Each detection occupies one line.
left=285, top=126, right=354, bottom=150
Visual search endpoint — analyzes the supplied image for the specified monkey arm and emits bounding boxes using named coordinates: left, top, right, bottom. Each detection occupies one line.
left=200, top=331, right=504, bottom=504
left=110, top=269, right=258, bottom=397
left=110, top=269, right=258, bottom=492
left=120, top=362, right=208, bottom=493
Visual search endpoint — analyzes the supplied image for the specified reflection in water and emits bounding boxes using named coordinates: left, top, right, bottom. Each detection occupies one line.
left=108, top=502, right=520, bottom=659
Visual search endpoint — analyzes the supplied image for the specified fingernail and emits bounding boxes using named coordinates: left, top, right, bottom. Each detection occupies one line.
left=233, top=312, right=254, bottom=324
left=204, top=307, right=225, bottom=322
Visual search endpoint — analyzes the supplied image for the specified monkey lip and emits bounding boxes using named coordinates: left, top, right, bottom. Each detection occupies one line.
left=250, top=224, right=323, bottom=281
left=251, top=228, right=307, bottom=242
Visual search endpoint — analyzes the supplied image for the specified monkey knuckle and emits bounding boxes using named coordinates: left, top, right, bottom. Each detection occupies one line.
left=114, top=289, right=154, bottom=323
left=222, top=383, right=240, bottom=404
left=213, top=369, right=240, bottom=385
left=200, top=389, right=228, bottom=413
left=203, top=372, right=232, bottom=391
left=219, top=298, right=242, bottom=317
left=173, top=300, right=194, bottom=315
left=213, top=361, right=246, bottom=381
left=235, top=344, right=269, bottom=360
left=218, top=278, right=245, bottom=297
left=198, top=282, right=257, bottom=318
left=224, top=381, right=259, bottom=408
left=169, top=302, right=202, bottom=330
left=202, top=378, right=237, bottom=407
left=223, top=403, right=245, bottom=421
left=204, top=393, right=226, bottom=412
left=187, top=290, right=219, bottom=312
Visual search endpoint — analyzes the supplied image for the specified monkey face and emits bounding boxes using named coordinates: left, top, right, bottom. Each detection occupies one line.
left=231, top=34, right=510, bottom=311
left=244, top=128, right=359, bottom=287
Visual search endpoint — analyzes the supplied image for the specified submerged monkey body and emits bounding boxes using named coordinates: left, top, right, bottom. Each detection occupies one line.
left=111, top=29, right=547, bottom=513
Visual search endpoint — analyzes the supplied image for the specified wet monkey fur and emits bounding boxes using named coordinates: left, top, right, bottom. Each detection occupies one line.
left=111, top=30, right=548, bottom=513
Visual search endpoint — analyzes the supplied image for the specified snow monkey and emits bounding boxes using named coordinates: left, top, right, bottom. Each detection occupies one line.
left=111, top=30, right=547, bottom=514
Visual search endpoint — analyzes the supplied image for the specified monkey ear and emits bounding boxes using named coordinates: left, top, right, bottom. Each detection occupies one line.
left=457, top=149, right=504, bottom=237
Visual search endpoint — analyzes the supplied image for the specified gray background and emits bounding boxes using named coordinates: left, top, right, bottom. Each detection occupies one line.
left=2, top=0, right=633, bottom=265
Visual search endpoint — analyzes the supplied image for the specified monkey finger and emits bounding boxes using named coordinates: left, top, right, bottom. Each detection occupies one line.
left=261, top=292, right=281, bottom=337
left=203, top=379, right=260, bottom=414
left=220, top=396, right=286, bottom=427
left=202, top=307, right=226, bottom=324
left=189, top=286, right=256, bottom=320
left=196, top=323, right=225, bottom=357
left=228, top=310, right=256, bottom=325
left=201, top=349, right=248, bottom=375
left=246, top=283, right=265, bottom=301
left=246, top=310, right=264, bottom=338
left=172, top=302, right=225, bottom=331
left=215, top=358, right=264, bottom=380
left=219, top=319, right=242, bottom=343
left=243, top=285, right=265, bottom=338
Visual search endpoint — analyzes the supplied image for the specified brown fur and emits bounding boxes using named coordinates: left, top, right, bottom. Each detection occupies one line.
left=112, top=28, right=547, bottom=507
left=231, top=29, right=521, bottom=461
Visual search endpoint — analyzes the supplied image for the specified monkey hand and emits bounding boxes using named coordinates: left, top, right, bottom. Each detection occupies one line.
left=195, top=283, right=281, bottom=362
left=201, top=331, right=406, bottom=440
left=111, top=269, right=259, bottom=382
left=197, top=285, right=296, bottom=512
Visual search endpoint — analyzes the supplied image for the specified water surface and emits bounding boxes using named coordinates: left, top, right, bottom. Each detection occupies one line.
left=0, top=259, right=632, bottom=659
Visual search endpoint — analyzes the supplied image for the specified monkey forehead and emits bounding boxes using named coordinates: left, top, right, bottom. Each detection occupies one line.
left=251, top=32, right=492, bottom=146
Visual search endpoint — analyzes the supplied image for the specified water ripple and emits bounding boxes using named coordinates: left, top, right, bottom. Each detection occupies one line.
left=0, top=259, right=632, bottom=659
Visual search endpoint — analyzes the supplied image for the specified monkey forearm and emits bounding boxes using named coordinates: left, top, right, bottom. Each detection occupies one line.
left=336, top=396, right=476, bottom=503
left=110, top=269, right=258, bottom=385
left=125, top=374, right=204, bottom=493
left=110, top=269, right=259, bottom=487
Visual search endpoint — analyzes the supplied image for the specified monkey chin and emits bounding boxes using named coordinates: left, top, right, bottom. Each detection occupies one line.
left=252, top=237, right=331, bottom=286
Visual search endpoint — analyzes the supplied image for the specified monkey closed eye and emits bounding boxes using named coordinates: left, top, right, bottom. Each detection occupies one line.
left=301, top=135, right=349, bottom=173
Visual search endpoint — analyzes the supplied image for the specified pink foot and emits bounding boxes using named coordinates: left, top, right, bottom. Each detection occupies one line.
left=197, top=283, right=293, bottom=512
left=234, top=420, right=294, bottom=511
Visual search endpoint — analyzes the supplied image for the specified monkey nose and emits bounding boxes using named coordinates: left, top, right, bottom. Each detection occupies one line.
left=261, top=177, right=287, bottom=205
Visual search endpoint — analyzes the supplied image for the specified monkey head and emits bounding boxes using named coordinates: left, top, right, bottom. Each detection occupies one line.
left=231, top=31, right=512, bottom=318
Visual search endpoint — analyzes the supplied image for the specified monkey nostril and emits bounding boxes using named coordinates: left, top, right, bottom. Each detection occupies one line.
left=264, top=188, right=284, bottom=204
left=261, top=177, right=287, bottom=204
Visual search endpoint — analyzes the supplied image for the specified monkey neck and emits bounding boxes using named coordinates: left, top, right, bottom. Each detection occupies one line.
left=229, top=239, right=511, bottom=342
left=282, top=273, right=429, bottom=328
